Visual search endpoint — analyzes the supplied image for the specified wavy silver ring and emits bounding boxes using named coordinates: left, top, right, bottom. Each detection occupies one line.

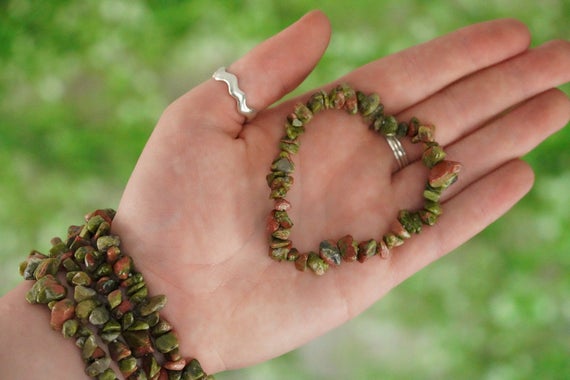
left=385, top=136, right=409, bottom=170
left=212, top=67, right=257, bottom=122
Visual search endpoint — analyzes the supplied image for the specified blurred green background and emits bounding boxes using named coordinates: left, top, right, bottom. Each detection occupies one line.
left=1, top=0, right=569, bottom=379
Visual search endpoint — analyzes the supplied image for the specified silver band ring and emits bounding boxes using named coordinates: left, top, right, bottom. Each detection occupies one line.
left=212, top=67, right=257, bottom=122
left=385, top=136, right=409, bottom=170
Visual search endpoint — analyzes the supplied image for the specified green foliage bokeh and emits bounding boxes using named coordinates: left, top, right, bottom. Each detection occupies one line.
left=1, top=1, right=568, bottom=379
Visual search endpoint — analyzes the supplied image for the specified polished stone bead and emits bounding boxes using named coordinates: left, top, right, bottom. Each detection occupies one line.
left=113, top=255, right=133, bottom=280
left=74, top=245, right=94, bottom=262
left=84, top=251, right=103, bottom=272
left=429, top=160, right=462, bottom=188
left=151, top=319, right=173, bottom=337
left=21, top=252, right=46, bottom=280
left=122, top=311, right=135, bottom=330
left=419, top=209, right=439, bottom=226
left=62, top=257, right=81, bottom=272
left=165, top=359, right=187, bottom=371
left=118, top=356, right=138, bottom=378
left=123, top=330, right=154, bottom=357
left=391, top=219, right=411, bottom=240
left=356, top=91, right=381, bottom=117
left=127, top=281, right=146, bottom=296
left=102, top=319, right=121, bottom=333
left=279, top=139, right=300, bottom=155
left=273, top=198, right=291, bottom=211
left=93, top=221, right=111, bottom=240
left=422, top=144, right=447, bottom=168
left=294, top=103, right=313, bottom=123
left=273, top=210, right=293, bottom=229
left=412, top=124, right=436, bottom=143
left=97, top=368, right=117, bottom=380
left=106, top=245, right=122, bottom=264
left=319, top=240, right=341, bottom=265
left=342, top=84, right=358, bottom=114
left=113, top=299, right=134, bottom=319
left=26, top=274, right=67, bottom=304
left=423, top=184, right=443, bottom=202
left=85, top=357, right=111, bottom=377
left=142, top=354, right=161, bottom=378
left=338, top=235, right=358, bottom=262
left=379, top=115, right=398, bottom=137
left=94, top=262, right=113, bottom=278
left=33, top=257, right=60, bottom=280
left=81, top=334, right=98, bottom=360
left=398, top=210, right=423, bottom=235
left=182, top=359, right=205, bottom=380
left=424, top=200, right=443, bottom=216
left=144, top=311, right=160, bottom=327
left=307, top=90, right=328, bottom=113
left=121, top=272, right=144, bottom=288
left=109, top=340, right=132, bottom=362
left=72, top=271, right=92, bottom=287
left=86, top=208, right=116, bottom=224
left=130, top=287, right=149, bottom=304
left=383, top=233, right=404, bottom=249
left=96, top=276, right=119, bottom=295
left=155, top=331, right=179, bottom=353
left=269, top=246, right=289, bottom=261
left=268, top=239, right=290, bottom=253
left=62, top=319, right=79, bottom=338
left=357, top=239, right=377, bottom=263
left=50, top=299, right=75, bottom=331
left=294, top=252, right=308, bottom=272
left=76, top=299, right=99, bottom=320
left=271, top=228, right=291, bottom=241
left=74, top=285, right=97, bottom=302
left=307, top=252, right=329, bottom=275
left=139, top=295, right=168, bottom=317
left=271, top=156, right=294, bottom=174
left=127, top=320, right=150, bottom=332
left=107, top=289, right=122, bottom=309
left=286, top=247, right=300, bottom=261
left=86, top=215, right=105, bottom=233
left=396, top=121, right=409, bottom=138
left=89, top=306, right=110, bottom=326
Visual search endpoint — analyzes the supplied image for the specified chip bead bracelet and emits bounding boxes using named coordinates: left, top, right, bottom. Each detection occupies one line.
left=266, top=84, right=462, bottom=275
left=20, top=209, right=213, bottom=380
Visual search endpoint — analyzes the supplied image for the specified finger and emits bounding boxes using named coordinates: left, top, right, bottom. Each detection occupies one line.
left=243, top=18, right=532, bottom=160
left=341, top=18, right=531, bottom=114
left=441, top=88, right=570, bottom=199
left=399, top=39, right=570, bottom=150
left=332, top=159, right=535, bottom=318
left=245, top=18, right=534, bottom=175
left=389, top=159, right=535, bottom=287
left=172, top=10, right=332, bottom=137
left=393, top=88, right=570, bottom=203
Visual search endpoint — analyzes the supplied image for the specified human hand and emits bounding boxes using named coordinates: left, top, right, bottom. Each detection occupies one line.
left=112, top=11, right=570, bottom=374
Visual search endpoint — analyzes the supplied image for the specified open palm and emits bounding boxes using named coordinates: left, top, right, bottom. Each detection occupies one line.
left=112, top=11, right=570, bottom=374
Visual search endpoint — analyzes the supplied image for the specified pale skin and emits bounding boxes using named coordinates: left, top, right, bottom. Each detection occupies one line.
left=1, top=11, right=569, bottom=379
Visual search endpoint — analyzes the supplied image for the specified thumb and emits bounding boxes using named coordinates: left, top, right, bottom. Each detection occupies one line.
left=176, top=10, right=332, bottom=137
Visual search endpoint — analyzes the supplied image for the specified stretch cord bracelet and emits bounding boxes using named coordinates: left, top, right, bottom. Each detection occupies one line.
left=20, top=209, right=213, bottom=380
left=266, top=84, right=462, bottom=274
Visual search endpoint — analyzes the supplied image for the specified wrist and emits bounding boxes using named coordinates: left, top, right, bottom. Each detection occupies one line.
left=111, top=212, right=226, bottom=375
left=0, top=283, right=89, bottom=379
left=16, top=209, right=215, bottom=379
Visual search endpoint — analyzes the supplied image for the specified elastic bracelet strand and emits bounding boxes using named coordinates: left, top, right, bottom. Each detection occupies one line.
left=20, top=209, right=214, bottom=380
